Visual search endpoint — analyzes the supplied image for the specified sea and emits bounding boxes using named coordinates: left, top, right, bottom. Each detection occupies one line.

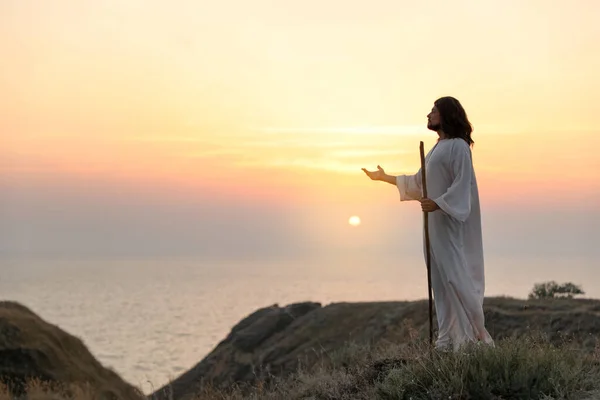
left=1, top=253, right=598, bottom=394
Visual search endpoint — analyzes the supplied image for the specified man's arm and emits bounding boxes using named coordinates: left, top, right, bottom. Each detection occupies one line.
left=362, top=165, right=424, bottom=202
left=380, top=173, right=397, bottom=185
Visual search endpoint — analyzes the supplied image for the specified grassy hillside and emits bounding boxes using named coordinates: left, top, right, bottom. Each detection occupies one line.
left=152, top=296, right=600, bottom=400
left=2, top=296, right=600, bottom=399
left=3, top=332, right=599, bottom=400
left=193, top=333, right=600, bottom=400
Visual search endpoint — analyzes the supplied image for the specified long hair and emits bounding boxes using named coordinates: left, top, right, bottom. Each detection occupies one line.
left=434, top=96, right=474, bottom=146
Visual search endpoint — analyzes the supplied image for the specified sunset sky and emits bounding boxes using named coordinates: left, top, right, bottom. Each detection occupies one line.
left=1, top=0, right=599, bottom=262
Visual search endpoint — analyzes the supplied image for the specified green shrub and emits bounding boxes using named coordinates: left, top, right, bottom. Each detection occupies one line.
left=528, top=281, right=584, bottom=300
left=377, top=335, right=599, bottom=400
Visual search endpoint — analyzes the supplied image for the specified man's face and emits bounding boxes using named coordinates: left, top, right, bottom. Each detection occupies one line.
left=427, top=106, right=441, bottom=131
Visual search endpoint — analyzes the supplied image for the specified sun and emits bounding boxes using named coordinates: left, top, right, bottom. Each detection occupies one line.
left=348, top=215, right=361, bottom=227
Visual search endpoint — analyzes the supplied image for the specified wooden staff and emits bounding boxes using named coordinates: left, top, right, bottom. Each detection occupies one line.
left=419, top=141, right=434, bottom=346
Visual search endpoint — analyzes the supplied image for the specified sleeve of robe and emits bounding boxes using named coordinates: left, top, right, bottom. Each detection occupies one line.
left=433, top=141, right=473, bottom=222
left=395, top=169, right=423, bottom=201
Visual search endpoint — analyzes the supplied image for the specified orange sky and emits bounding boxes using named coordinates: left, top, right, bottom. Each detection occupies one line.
left=2, top=0, right=599, bottom=219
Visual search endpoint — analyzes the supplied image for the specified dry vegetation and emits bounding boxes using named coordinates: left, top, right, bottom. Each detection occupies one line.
left=3, top=332, right=600, bottom=400
left=4, top=296, right=600, bottom=400
left=190, top=333, right=600, bottom=400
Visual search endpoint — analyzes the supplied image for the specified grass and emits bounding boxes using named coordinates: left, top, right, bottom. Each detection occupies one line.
left=0, top=379, right=106, bottom=400
left=4, top=333, right=598, bottom=400
left=376, top=336, right=600, bottom=400
left=186, top=332, right=600, bottom=400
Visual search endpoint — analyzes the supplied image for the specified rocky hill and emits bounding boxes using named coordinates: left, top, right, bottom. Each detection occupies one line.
left=0, top=301, right=144, bottom=400
left=151, top=296, right=600, bottom=400
left=2, top=297, right=599, bottom=400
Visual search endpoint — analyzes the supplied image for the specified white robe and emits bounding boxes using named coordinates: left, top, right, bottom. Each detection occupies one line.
left=396, top=138, right=494, bottom=350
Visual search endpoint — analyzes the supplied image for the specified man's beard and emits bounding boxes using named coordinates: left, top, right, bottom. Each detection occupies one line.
left=427, top=122, right=441, bottom=131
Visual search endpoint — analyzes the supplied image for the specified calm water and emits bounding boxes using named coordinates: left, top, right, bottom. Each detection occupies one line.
left=1, top=254, right=597, bottom=393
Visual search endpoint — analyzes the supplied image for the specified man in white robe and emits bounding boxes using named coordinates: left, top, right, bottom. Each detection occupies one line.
left=362, top=96, right=494, bottom=351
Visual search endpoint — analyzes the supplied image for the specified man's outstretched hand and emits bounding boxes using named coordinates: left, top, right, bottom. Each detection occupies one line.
left=362, top=165, right=386, bottom=181
left=362, top=165, right=397, bottom=185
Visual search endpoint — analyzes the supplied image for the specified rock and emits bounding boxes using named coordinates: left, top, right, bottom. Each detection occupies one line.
left=151, top=301, right=322, bottom=400
left=0, top=301, right=143, bottom=400
left=231, top=302, right=321, bottom=351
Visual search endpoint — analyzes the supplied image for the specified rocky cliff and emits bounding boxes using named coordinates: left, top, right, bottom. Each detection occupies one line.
left=151, top=296, right=600, bottom=400
left=2, top=296, right=599, bottom=400
left=0, top=301, right=143, bottom=400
